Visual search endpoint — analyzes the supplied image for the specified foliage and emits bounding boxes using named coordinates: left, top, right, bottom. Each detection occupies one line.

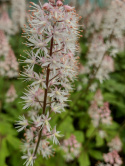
left=0, top=30, right=125, bottom=165
left=0, top=0, right=125, bottom=165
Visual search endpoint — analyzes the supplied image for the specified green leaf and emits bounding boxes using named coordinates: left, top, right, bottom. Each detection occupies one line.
left=89, top=150, right=103, bottom=160
left=78, top=150, right=90, bottom=166
left=79, top=115, right=90, bottom=129
left=102, top=121, right=119, bottom=130
left=35, top=154, right=66, bottom=166
left=0, top=114, right=14, bottom=123
left=0, top=138, right=10, bottom=166
left=6, top=135, right=21, bottom=149
left=9, top=152, right=23, bottom=166
left=96, top=134, right=104, bottom=147
left=80, top=42, right=88, bottom=55
left=0, top=121, right=16, bottom=136
left=73, top=131, right=84, bottom=143
left=86, top=124, right=95, bottom=138
left=58, top=116, right=74, bottom=137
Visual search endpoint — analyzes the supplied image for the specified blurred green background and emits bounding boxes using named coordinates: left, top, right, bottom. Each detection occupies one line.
left=0, top=0, right=125, bottom=166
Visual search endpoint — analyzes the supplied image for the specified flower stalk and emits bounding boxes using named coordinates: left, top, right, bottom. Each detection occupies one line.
left=33, top=37, right=54, bottom=156
left=16, top=0, right=81, bottom=165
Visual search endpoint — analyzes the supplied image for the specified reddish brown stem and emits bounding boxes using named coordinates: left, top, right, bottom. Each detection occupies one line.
left=49, top=73, right=60, bottom=82
left=33, top=37, right=54, bottom=156
left=52, top=47, right=64, bottom=54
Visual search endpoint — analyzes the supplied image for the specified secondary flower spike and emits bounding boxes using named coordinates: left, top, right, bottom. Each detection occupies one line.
left=17, top=0, right=82, bottom=165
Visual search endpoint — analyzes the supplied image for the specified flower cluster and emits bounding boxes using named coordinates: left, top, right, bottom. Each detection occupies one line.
left=76, top=0, right=125, bottom=93
left=0, top=10, right=13, bottom=35
left=103, top=150, right=123, bottom=166
left=16, top=0, right=81, bottom=165
left=77, top=0, right=93, bottom=20
left=97, top=135, right=123, bottom=166
left=61, top=135, right=81, bottom=162
left=97, top=150, right=123, bottom=166
left=6, top=84, right=17, bottom=103
left=0, top=30, right=9, bottom=57
left=87, top=36, right=107, bottom=68
left=11, top=0, right=26, bottom=33
left=71, top=0, right=107, bottom=37
left=108, top=136, right=122, bottom=152
left=102, top=0, right=125, bottom=39
left=0, top=46, right=19, bottom=78
left=76, top=34, right=115, bottom=92
left=96, top=55, right=114, bottom=83
left=84, top=35, right=115, bottom=83
left=0, top=29, right=19, bottom=77
left=88, top=90, right=112, bottom=127
left=99, top=136, right=123, bottom=166
left=101, top=0, right=125, bottom=56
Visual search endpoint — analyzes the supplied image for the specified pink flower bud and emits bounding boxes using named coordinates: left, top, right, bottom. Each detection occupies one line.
left=64, top=5, right=73, bottom=12
left=56, top=0, right=63, bottom=6
left=42, top=3, right=50, bottom=10
left=42, top=126, right=47, bottom=135
left=49, top=0, right=55, bottom=3
left=31, top=127, right=36, bottom=132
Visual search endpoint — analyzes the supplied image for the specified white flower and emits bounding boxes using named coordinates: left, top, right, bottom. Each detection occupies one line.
left=22, top=151, right=35, bottom=166
left=21, top=85, right=43, bottom=109
left=51, top=126, right=63, bottom=145
left=48, top=87, right=68, bottom=103
left=31, top=115, right=42, bottom=127
left=38, top=140, right=54, bottom=158
left=28, top=110, right=38, bottom=118
left=21, top=142, right=31, bottom=153
left=20, top=51, right=38, bottom=69
left=51, top=102, right=66, bottom=113
left=41, top=112, right=51, bottom=132
left=26, top=129, right=34, bottom=142
left=16, top=115, right=28, bottom=132
left=18, top=0, right=80, bottom=164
